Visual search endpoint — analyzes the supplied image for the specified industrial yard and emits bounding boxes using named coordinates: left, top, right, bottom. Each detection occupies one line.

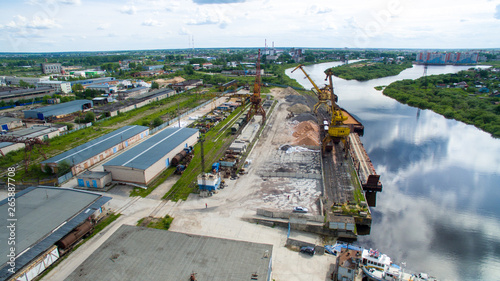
left=1, top=54, right=380, bottom=281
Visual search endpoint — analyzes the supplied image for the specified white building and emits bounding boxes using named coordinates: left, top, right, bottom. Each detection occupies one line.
left=37, top=80, right=72, bottom=94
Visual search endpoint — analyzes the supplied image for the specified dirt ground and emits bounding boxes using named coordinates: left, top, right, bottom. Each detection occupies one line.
left=39, top=88, right=337, bottom=281
left=167, top=87, right=334, bottom=281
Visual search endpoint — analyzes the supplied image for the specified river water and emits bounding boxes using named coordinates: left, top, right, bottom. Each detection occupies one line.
left=286, top=62, right=500, bottom=281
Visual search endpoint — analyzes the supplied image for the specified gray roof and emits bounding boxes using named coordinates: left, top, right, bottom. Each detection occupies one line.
left=23, top=100, right=92, bottom=118
left=67, top=225, right=273, bottom=281
left=42, top=125, right=149, bottom=165
left=4, top=125, right=60, bottom=138
left=77, top=170, right=111, bottom=179
left=104, top=127, right=198, bottom=170
left=0, top=117, right=20, bottom=124
left=0, top=186, right=111, bottom=280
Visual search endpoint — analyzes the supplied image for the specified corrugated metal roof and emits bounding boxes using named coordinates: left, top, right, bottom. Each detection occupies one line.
left=42, top=125, right=149, bottom=165
left=66, top=225, right=273, bottom=281
left=0, top=186, right=111, bottom=280
left=103, top=127, right=198, bottom=170
left=23, top=100, right=92, bottom=118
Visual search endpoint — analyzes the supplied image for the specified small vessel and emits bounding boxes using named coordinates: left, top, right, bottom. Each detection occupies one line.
left=361, top=249, right=438, bottom=281
left=325, top=242, right=438, bottom=281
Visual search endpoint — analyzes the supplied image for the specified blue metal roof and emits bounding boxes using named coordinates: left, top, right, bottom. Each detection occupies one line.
left=0, top=186, right=111, bottom=281
left=42, top=125, right=149, bottom=165
left=103, top=127, right=198, bottom=170
left=23, top=100, right=92, bottom=119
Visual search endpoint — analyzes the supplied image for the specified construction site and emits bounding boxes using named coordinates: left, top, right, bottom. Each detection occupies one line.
left=1, top=51, right=383, bottom=281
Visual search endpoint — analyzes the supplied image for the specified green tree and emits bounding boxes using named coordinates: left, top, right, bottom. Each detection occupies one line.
left=19, top=80, right=34, bottom=88
left=84, top=111, right=95, bottom=123
left=184, top=65, right=194, bottom=75
left=151, top=81, right=159, bottom=89
left=153, top=117, right=163, bottom=127
left=72, top=83, right=84, bottom=92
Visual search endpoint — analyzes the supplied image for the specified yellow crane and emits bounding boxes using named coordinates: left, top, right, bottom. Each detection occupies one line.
left=322, top=69, right=350, bottom=156
left=291, top=64, right=337, bottom=113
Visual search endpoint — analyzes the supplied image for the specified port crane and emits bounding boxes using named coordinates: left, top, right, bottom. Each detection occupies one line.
left=291, top=64, right=337, bottom=114
left=246, top=49, right=266, bottom=124
left=322, top=69, right=350, bottom=157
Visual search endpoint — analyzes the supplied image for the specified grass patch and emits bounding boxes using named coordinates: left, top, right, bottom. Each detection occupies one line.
left=147, top=215, right=174, bottom=230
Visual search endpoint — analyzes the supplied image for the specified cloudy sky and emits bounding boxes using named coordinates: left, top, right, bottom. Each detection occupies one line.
left=0, top=0, right=499, bottom=52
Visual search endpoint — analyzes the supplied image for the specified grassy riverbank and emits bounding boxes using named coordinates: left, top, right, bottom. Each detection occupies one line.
left=329, top=61, right=413, bottom=81
left=382, top=68, right=500, bottom=138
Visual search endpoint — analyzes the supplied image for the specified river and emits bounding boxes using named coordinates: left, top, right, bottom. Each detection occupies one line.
left=286, top=62, right=500, bottom=281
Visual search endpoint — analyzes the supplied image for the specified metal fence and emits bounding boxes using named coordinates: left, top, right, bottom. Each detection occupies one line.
left=59, top=122, right=92, bottom=136
left=57, top=171, right=73, bottom=185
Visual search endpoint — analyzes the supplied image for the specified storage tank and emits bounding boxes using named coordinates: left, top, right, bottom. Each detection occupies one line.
left=171, top=150, right=188, bottom=166
left=56, top=220, right=94, bottom=250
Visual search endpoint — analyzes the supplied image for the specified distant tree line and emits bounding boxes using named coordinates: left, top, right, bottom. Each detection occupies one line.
left=383, top=69, right=500, bottom=138
left=329, top=61, right=413, bottom=81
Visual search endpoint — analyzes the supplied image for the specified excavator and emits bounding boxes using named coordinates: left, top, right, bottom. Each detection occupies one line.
left=291, top=64, right=337, bottom=113
left=322, top=69, right=350, bottom=157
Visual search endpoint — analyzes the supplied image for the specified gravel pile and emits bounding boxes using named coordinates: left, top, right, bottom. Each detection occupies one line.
left=285, top=94, right=308, bottom=105
left=292, top=112, right=317, bottom=122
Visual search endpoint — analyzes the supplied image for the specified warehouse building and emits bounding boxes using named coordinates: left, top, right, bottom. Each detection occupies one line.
left=0, top=125, right=67, bottom=156
left=94, top=88, right=176, bottom=117
left=23, top=100, right=92, bottom=121
left=103, top=127, right=198, bottom=185
left=0, top=86, right=55, bottom=103
left=0, top=186, right=111, bottom=281
left=66, top=225, right=273, bottom=281
left=0, top=117, right=23, bottom=131
left=41, top=125, right=149, bottom=175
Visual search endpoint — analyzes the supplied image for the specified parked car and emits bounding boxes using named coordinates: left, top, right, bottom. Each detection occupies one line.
left=293, top=206, right=308, bottom=213
left=300, top=246, right=315, bottom=256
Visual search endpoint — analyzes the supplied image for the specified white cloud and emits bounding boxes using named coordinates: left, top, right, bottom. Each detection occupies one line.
left=142, top=19, right=162, bottom=27
left=3, top=15, right=60, bottom=30
left=187, top=9, right=231, bottom=28
left=120, top=5, right=137, bottom=15
left=178, top=27, right=191, bottom=35
left=97, top=23, right=110, bottom=30
left=59, top=0, right=81, bottom=5
left=495, top=4, right=500, bottom=19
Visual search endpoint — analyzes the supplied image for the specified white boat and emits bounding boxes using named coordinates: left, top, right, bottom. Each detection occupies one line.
left=361, top=249, right=438, bottom=281
left=362, top=266, right=438, bottom=281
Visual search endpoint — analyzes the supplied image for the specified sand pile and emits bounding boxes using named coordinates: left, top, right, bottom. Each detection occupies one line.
left=291, top=120, right=320, bottom=146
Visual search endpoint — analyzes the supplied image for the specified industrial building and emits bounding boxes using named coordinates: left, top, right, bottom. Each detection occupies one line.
left=66, top=225, right=273, bottom=281
left=36, top=80, right=72, bottom=94
left=0, top=186, right=111, bottom=281
left=103, top=127, right=199, bottom=185
left=69, top=77, right=116, bottom=87
left=23, top=100, right=92, bottom=120
left=3, top=76, right=48, bottom=86
left=0, top=117, right=23, bottom=131
left=41, top=63, right=62, bottom=74
left=84, top=84, right=117, bottom=94
left=0, top=87, right=55, bottom=103
left=76, top=171, right=112, bottom=189
left=0, top=125, right=67, bottom=155
left=41, top=125, right=149, bottom=175
left=94, top=88, right=176, bottom=117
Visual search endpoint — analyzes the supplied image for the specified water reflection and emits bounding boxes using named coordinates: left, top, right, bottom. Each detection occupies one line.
left=287, top=62, right=500, bottom=280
